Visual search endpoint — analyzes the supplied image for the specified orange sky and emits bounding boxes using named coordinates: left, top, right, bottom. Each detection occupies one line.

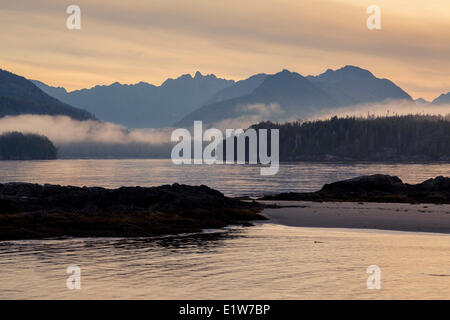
left=1, top=0, right=449, bottom=101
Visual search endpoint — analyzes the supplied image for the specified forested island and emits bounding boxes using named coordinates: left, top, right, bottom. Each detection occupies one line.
left=252, top=115, right=450, bottom=161
left=0, top=132, right=57, bottom=160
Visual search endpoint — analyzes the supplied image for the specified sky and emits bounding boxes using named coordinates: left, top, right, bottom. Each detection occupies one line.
left=0, top=0, right=449, bottom=101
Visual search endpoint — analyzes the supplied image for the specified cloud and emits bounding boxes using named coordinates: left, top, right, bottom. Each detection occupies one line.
left=0, top=115, right=172, bottom=145
left=211, top=103, right=286, bottom=130
left=0, top=101, right=447, bottom=158
left=209, top=100, right=450, bottom=130
left=1, top=0, right=449, bottom=100
left=310, top=100, right=450, bottom=120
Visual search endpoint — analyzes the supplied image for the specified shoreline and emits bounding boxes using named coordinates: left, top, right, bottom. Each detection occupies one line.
left=1, top=174, right=448, bottom=240
left=260, top=201, right=450, bottom=234
left=0, top=182, right=265, bottom=240
left=259, top=174, right=450, bottom=204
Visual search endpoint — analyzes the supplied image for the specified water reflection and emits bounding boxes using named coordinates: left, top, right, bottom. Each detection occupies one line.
left=1, top=224, right=449, bottom=299
left=0, top=159, right=449, bottom=196
left=106, top=228, right=245, bottom=252
left=0, top=227, right=245, bottom=264
left=1, top=160, right=449, bottom=299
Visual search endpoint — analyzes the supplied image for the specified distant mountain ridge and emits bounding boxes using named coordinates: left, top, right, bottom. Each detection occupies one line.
left=33, top=66, right=447, bottom=129
left=33, top=71, right=234, bottom=128
left=0, top=69, right=94, bottom=120
left=206, top=73, right=268, bottom=104
left=306, top=66, right=411, bottom=106
left=414, top=98, right=430, bottom=104
left=177, top=69, right=337, bottom=126
left=432, top=92, right=450, bottom=105
left=176, top=66, right=413, bottom=126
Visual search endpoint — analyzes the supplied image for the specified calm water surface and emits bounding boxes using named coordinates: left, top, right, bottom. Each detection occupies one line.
left=0, top=225, right=449, bottom=299
left=0, top=159, right=448, bottom=196
left=0, top=160, right=449, bottom=299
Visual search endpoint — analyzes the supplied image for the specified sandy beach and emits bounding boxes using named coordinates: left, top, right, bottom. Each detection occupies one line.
left=261, top=201, right=450, bottom=234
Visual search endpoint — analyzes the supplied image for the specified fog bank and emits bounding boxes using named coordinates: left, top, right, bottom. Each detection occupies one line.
left=0, top=115, right=173, bottom=158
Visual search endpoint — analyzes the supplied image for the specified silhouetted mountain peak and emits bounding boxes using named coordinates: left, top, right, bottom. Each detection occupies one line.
left=207, top=73, right=268, bottom=104
left=315, top=65, right=375, bottom=81
left=253, top=70, right=316, bottom=96
left=258, top=70, right=305, bottom=85
left=0, top=68, right=94, bottom=120
left=414, top=98, right=430, bottom=105
left=432, top=92, right=450, bottom=105
left=31, top=80, right=68, bottom=95
left=306, top=65, right=411, bottom=105
left=135, top=81, right=156, bottom=88
left=340, top=65, right=374, bottom=74
left=34, top=70, right=234, bottom=128
left=276, top=69, right=297, bottom=76
left=175, top=73, right=193, bottom=81
left=177, top=66, right=413, bottom=126
left=161, top=72, right=224, bottom=88
left=195, top=71, right=222, bottom=81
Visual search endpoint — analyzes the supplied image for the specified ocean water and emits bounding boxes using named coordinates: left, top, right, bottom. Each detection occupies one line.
left=0, top=160, right=449, bottom=299
left=0, top=159, right=448, bottom=196
left=0, top=225, right=449, bottom=299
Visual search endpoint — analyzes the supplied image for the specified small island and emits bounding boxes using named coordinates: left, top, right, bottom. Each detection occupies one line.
left=0, top=131, right=57, bottom=160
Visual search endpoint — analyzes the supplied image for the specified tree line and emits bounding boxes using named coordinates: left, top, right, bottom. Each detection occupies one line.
left=0, top=132, right=57, bottom=160
left=251, top=114, right=450, bottom=161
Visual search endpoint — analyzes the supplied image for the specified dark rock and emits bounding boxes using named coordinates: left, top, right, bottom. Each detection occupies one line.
left=0, top=183, right=265, bottom=240
left=259, top=174, right=450, bottom=204
left=415, top=176, right=450, bottom=191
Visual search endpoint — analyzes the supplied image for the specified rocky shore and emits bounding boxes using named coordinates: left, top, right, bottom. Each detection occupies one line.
left=0, top=183, right=265, bottom=240
left=2, top=175, right=449, bottom=240
left=260, top=175, right=450, bottom=204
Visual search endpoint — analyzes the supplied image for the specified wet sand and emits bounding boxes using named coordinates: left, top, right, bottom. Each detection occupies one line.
left=261, top=201, right=450, bottom=234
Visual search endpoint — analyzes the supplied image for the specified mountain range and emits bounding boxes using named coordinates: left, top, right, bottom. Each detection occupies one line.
left=0, top=66, right=447, bottom=129
left=432, top=92, right=450, bottom=105
left=32, top=72, right=233, bottom=128
left=176, top=66, right=413, bottom=126
left=0, top=69, right=94, bottom=121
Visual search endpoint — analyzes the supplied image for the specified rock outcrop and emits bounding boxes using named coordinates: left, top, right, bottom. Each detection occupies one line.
left=260, top=175, right=450, bottom=204
left=0, top=183, right=265, bottom=240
